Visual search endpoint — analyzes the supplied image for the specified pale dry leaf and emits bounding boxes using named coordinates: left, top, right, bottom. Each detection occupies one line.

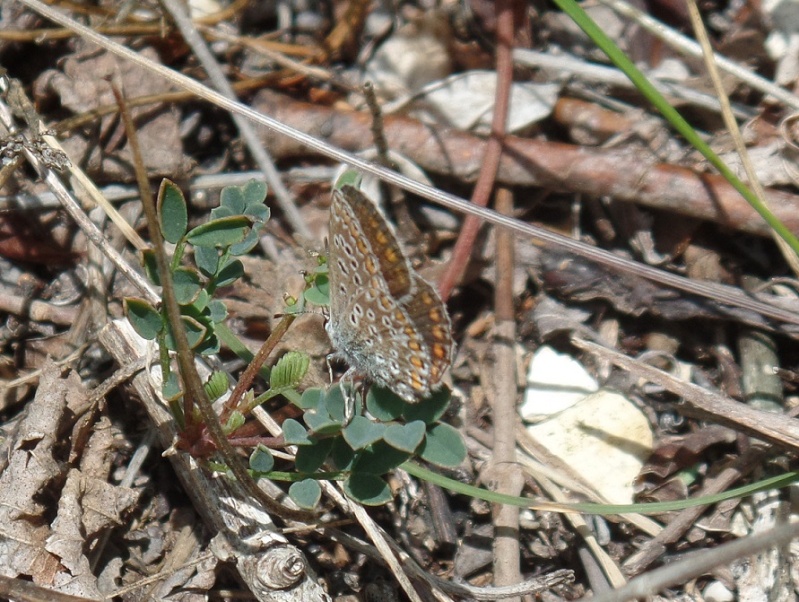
left=34, top=44, right=190, bottom=180
left=46, top=469, right=103, bottom=599
left=0, top=359, right=72, bottom=580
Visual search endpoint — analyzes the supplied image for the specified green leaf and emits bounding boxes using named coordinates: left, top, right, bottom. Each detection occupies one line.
left=289, top=479, right=321, bottom=509
left=250, top=445, right=275, bottom=474
left=325, top=384, right=349, bottom=423
left=124, top=298, right=163, bottom=340
left=186, top=215, right=251, bottom=247
left=304, top=274, right=330, bottom=306
left=141, top=249, right=161, bottom=285
left=215, top=258, right=244, bottom=287
left=270, top=351, right=310, bottom=390
left=295, top=437, right=334, bottom=472
left=244, top=202, right=269, bottom=222
left=224, top=410, right=245, bottom=434
left=162, top=372, right=182, bottom=401
left=164, top=316, right=207, bottom=350
left=189, top=288, right=210, bottom=313
left=304, top=408, right=342, bottom=436
left=352, top=441, right=410, bottom=474
left=194, top=245, right=219, bottom=276
left=366, top=387, right=406, bottom=422
left=158, top=179, right=188, bottom=244
left=210, top=205, right=235, bottom=220
left=204, top=371, right=229, bottom=401
left=402, top=387, right=451, bottom=424
left=194, top=333, right=221, bottom=355
left=383, top=421, right=426, bottom=453
left=220, top=184, right=246, bottom=213
left=229, top=229, right=260, bottom=256
left=331, top=437, right=355, bottom=471
left=172, top=267, right=202, bottom=305
left=297, top=388, right=325, bottom=411
left=334, top=170, right=363, bottom=191
left=343, top=416, right=386, bottom=450
left=418, top=423, right=466, bottom=468
left=343, top=473, right=391, bottom=506
left=242, top=179, right=267, bottom=206
left=282, top=418, right=313, bottom=445
left=207, top=299, right=228, bottom=323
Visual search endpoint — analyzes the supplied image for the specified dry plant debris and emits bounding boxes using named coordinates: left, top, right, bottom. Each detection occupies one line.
left=1, top=0, right=799, bottom=600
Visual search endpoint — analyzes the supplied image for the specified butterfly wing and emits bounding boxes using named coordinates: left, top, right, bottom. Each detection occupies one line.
left=401, top=275, right=453, bottom=387
left=327, top=188, right=433, bottom=402
left=336, top=186, right=414, bottom=299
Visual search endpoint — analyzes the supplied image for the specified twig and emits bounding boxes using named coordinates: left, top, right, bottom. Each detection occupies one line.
left=490, top=187, right=523, bottom=598
left=438, top=0, right=516, bottom=301
left=583, top=521, right=799, bottom=602
left=598, top=0, right=799, bottom=110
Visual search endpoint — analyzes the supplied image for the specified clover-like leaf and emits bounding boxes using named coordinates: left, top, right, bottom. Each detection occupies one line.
left=229, top=229, right=260, bottom=257
left=141, top=249, right=161, bottom=285
left=220, top=184, right=246, bottom=213
left=297, top=388, right=325, bottom=411
left=383, top=420, right=426, bottom=453
left=304, top=408, right=342, bottom=436
left=343, top=473, right=391, bottom=506
left=304, top=274, right=330, bottom=306
left=402, top=387, right=452, bottom=424
left=207, top=300, right=228, bottom=323
left=158, top=179, right=188, bottom=244
left=164, top=316, right=207, bottom=350
left=162, top=372, right=182, bottom=401
left=125, top=298, right=163, bottom=340
left=244, top=202, right=269, bottom=222
left=249, top=445, right=275, bottom=474
left=295, top=437, right=334, bottom=473
left=352, top=441, right=410, bottom=474
left=325, top=384, right=349, bottom=423
left=282, top=418, right=313, bottom=445
left=418, top=423, right=466, bottom=468
left=331, top=437, right=355, bottom=471
left=289, top=479, right=321, bottom=510
left=343, top=416, right=386, bottom=450
left=194, top=333, right=221, bottom=355
left=242, top=179, right=267, bottom=206
left=366, top=387, right=405, bottom=422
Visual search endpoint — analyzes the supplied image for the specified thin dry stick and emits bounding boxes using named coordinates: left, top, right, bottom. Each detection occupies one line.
left=598, top=0, right=799, bottom=110
left=348, top=503, right=431, bottom=602
left=220, top=314, right=295, bottom=423
left=685, top=0, right=799, bottom=275
left=160, top=0, right=311, bottom=239
left=490, top=187, right=523, bottom=599
left=438, top=0, right=516, bottom=301
left=584, top=521, right=799, bottom=602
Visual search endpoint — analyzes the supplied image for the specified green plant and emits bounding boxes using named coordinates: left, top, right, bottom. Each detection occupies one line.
left=125, top=178, right=466, bottom=508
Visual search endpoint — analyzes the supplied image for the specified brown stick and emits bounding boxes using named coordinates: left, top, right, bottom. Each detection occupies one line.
left=252, top=91, right=799, bottom=237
